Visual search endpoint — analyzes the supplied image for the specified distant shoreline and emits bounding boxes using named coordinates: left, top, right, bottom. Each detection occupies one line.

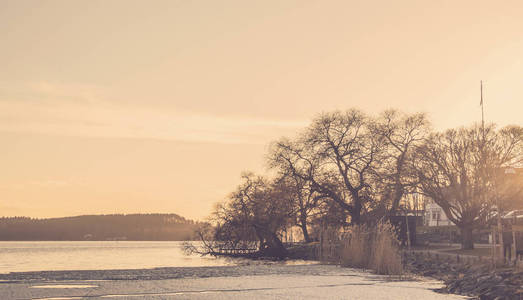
left=0, top=214, right=200, bottom=241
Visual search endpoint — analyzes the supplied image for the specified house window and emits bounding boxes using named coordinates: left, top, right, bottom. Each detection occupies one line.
left=432, top=211, right=440, bottom=220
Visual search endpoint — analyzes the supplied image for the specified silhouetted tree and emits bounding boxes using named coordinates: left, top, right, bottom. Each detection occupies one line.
left=269, top=109, right=385, bottom=224
left=211, top=173, right=294, bottom=257
left=415, top=124, right=523, bottom=249
left=276, top=174, right=322, bottom=243
left=370, top=110, right=431, bottom=215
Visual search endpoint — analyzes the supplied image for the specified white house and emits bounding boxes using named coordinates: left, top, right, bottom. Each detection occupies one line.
left=425, top=200, right=453, bottom=226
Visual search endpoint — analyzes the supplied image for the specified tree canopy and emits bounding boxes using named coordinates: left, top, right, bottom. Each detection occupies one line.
left=199, top=108, right=523, bottom=254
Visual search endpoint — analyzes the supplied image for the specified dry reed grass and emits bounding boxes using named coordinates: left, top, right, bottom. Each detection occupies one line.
left=319, top=222, right=403, bottom=275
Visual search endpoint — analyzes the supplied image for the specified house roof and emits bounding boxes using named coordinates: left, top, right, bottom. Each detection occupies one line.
left=503, top=210, right=523, bottom=219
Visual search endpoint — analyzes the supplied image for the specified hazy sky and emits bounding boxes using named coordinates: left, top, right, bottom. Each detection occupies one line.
left=1, top=0, right=522, bottom=220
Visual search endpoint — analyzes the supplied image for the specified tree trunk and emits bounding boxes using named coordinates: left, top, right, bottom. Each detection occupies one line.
left=299, top=212, right=311, bottom=243
left=390, top=184, right=404, bottom=215
left=390, top=154, right=406, bottom=214
left=351, top=199, right=362, bottom=225
left=255, top=229, right=265, bottom=251
left=253, top=224, right=288, bottom=258
left=263, top=231, right=288, bottom=258
left=460, top=226, right=474, bottom=250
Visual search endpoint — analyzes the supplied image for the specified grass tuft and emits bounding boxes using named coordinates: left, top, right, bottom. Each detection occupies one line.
left=319, top=222, right=403, bottom=275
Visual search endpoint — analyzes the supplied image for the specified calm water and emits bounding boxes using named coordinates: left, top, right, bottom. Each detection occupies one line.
left=0, top=241, right=233, bottom=273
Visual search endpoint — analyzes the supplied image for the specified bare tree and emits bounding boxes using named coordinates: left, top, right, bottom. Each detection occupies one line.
left=212, top=172, right=294, bottom=258
left=415, top=124, right=523, bottom=249
left=490, top=125, right=523, bottom=212
left=370, top=110, right=431, bottom=215
left=269, top=109, right=384, bottom=224
left=276, top=174, right=322, bottom=243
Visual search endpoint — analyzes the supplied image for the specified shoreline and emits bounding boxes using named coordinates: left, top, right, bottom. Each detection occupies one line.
left=0, top=263, right=326, bottom=282
left=3, top=244, right=518, bottom=299
left=0, top=256, right=319, bottom=278
left=4, top=245, right=519, bottom=299
left=0, top=264, right=466, bottom=300
left=405, top=251, right=522, bottom=299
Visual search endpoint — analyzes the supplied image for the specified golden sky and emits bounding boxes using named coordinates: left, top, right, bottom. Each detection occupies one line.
left=1, top=0, right=522, bottom=220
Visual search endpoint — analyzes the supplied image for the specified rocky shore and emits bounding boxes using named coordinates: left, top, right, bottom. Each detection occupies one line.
left=405, top=252, right=522, bottom=300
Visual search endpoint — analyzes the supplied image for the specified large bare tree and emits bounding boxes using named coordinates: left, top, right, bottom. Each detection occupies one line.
left=415, top=124, right=523, bottom=249
left=370, top=110, right=431, bottom=215
left=489, top=125, right=523, bottom=212
left=269, top=109, right=384, bottom=224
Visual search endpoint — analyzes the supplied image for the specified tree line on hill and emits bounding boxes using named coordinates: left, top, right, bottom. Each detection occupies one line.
left=0, top=214, right=201, bottom=241
left=192, top=108, right=523, bottom=257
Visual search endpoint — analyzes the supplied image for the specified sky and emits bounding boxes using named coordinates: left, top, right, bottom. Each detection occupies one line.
left=1, top=0, right=522, bottom=220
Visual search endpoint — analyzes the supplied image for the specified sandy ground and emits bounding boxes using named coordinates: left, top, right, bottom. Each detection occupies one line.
left=0, top=264, right=468, bottom=300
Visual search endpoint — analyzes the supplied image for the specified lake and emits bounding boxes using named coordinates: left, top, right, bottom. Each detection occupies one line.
left=0, top=242, right=466, bottom=300
left=0, top=241, right=232, bottom=273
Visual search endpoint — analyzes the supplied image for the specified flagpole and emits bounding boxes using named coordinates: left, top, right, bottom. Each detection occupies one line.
left=479, top=80, right=485, bottom=139
left=480, top=80, right=503, bottom=262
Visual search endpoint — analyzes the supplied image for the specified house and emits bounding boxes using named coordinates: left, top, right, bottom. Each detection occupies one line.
left=423, top=167, right=522, bottom=228
left=424, top=200, right=453, bottom=226
left=400, top=191, right=453, bottom=227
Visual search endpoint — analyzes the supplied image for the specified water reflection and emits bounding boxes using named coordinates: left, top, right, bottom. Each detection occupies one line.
left=0, top=241, right=317, bottom=273
left=0, top=241, right=232, bottom=273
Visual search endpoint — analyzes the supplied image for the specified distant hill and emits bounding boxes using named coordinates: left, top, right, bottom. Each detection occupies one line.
left=0, top=214, right=201, bottom=241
